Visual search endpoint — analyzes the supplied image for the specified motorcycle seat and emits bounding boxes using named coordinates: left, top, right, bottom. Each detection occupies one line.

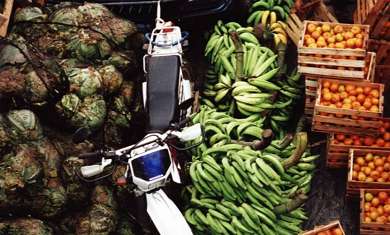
left=147, top=55, right=180, bottom=132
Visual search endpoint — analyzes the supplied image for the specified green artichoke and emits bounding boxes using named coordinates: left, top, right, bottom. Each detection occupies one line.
left=0, top=218, right=53, bottom=235
left=66, top=29, right=112, bottom=62
left=56, top=95, right=106, bottom=130
left=98, top=65, right=123, bottom=95
left=14, top=7, right=47, bottom=22
left=62, top=157, right=90, bottom=205
left=27, top=178, right=67, bottom=218
left=5, top=109, right=44, bottom=143
left=50, top=7, right=83, bottom=31
left=78, top=3, right=113, bottom=20
left=0, top=34, right=28, bottom=66
left=115, top=213, right=137, bottom=235
left=66, top=67, right=102, bottom=98
left=76, top=185, right=117, bottom=235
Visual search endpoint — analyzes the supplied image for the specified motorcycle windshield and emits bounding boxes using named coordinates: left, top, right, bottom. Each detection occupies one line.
left=132, top=149, right=171, bottom=181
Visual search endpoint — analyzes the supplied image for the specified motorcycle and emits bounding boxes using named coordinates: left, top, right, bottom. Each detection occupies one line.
left=78, top=1, right=199, bottom=234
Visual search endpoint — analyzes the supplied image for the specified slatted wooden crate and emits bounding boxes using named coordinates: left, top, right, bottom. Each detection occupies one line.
left=298, top=20, right=370, bottom=79
left=326, top=118, right=390, bottom=168
left=360, top=189, right=390, bottom=235
left=354, top=0, right=390, bottom=40
left=375, top=65, right=390, bottom=89
left=0, top=0, right=14, bottom=37
left=347, top=149, right=390, bottom=197
left=312, top=78, right=384, bottom=135
left=304, top=52, right=376, bottom=122
left=287, top=0, right=338, bottom=46
left=300, top=220, right=345, bottom=235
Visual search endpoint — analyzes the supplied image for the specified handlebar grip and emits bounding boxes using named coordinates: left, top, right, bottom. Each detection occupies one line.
left=80, top=165, right=104, bottom=178
left=79, top=151, right=102, bottom=159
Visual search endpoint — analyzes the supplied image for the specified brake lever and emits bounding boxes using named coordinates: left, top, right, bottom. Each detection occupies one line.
left=80, top=158, right=113, bottom=178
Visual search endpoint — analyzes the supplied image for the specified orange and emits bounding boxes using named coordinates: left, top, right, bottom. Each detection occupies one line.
left=364, top=167, right=372, bottom=175
left=384, top=132, right=390, bottom=141
left=323, top=92, right=332, bottom=101
left=334, top=25, right=344, bottom=33
left=322, top=23, right=331, bottom=32
left=331, top=94, right=340, bottom=103
left=356, top=87, right=364, bottom=94
left=366, top=153, right=374, bottom=161
left=335, top=42, right=345, bottom=49
left=364, top=137, right=375, bottom=146
left=342, top=103, right=352, bottom=109
left=354, top=139, right=362, bottom=145
left=352, top=101, right=361, bottom=109
left=357, top=94, right=366, bottom=103
left=377, top=206, right=385, bottom=215
left=335, top=33, right=344, bottom=42
left=311, top=30, right=321, bottom=39
left=370, top=210, right=379, bottom=220
left=368, top=162, right=376, bottom=170
left=384, top=204, right=390, bottom=213
left=346, top=84, right=355, bottom=93
left=365, top=202, right=371, bottom=211
left=330, top=83, right=339, bottom=92
left=336, top=102, right=343, bottom=108
left=338, top=84, right=345, bottom=92
left=344, top=31, right=354, bottom=40
left=378, top=192, right=389, bottom=201
left=351, top=25, right=362, bottom=34
left=371, top=171, right=380, bottom=180
left=346, top=38, right=356, bottom=48
left=307, top=23, right=317, bottom=33
left=377, top=166, right=384, bottom=173
left=358, top=172, right=367, bottom=181
left=355, top=33, right=364, bottom=39
left=357, top=157, right=366, bottom=165
left=364, top=86, right=372, bottom=95
left=349, top=89, right=358, bottom=96
left=352, top=170, right=358, bottom=180
left=370, top=105, right=379, bottom=112
left=363, top=100, right=372, bottom=109
left=340, top=91, right=348, bottom=99
left=365, top=217, right=372, bottom=223
left=322, top=88, right=330, bottom=94
left=377, top=216, right=387, bottom=223
left=372, top=98, right=379, bottom=105
left=332, top=228, right=343, bottom=235
left=344, top=138, right=353, bottom=145
left=355, top=38, right=363, bottom=48
left=382, top=172, right=389, bottom=181
left=323, top=81, right=331, bottom=88
left=315, top=26, right=323, bottom=34
left=372, top=197, right=381, bottom=207
left=375, top=156, right=385, bottom=166
left=343, top=98, right=352, bottom=104
left=327, top=36, right=336, bottom=44
left=370, top=89, right=380, bottom=98
left=316, top=40, right=327, bottom=48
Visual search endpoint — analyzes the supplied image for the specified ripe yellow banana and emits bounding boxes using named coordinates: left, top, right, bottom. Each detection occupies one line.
left=277, top=33, right=287, bottom=45
left=270, top=11, right=277, bottom=25
left=261, top=10, right=270, bottom=28
left=274, top=34, right=281, bottom=47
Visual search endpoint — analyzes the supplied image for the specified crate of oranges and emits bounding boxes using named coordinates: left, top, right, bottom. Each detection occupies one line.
left=304, top=52, right=376, bottom=122
left=312, top=78, right=384, bottom=135
left=326, top=119, right=390, bottom=168
left=347, top=149, right=390, bottom=197
left=298, top=20, right=370, bottom=79
left=300, top=220, right=345, bottom=235
left=360, top=189, right=390, bottom=235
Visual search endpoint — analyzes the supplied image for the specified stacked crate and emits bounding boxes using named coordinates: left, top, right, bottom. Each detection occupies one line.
left=0, top=0, right=14, bottom=37
left=300, top=220, right=346, bottom=235
left=354, top=0, right=390, bottom=87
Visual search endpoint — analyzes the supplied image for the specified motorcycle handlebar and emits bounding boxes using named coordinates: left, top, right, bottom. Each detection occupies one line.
left=79, top=150, right=104, bottom=159
left=145, top=31, right=189, bottom=47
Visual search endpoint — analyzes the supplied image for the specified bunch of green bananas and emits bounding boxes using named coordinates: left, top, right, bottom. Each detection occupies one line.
left=248, top=0, right=294, bottom=23
left=268, top=68, right=303, bottom=134
left=203, top=21, right=282, bottom=117
left=184, top=191, right=308, bottom=235
left=184, top=131, right=317, bottom=234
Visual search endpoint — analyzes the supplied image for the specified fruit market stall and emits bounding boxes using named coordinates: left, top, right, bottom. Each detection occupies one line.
left=0, top=0, right=389, bottom=234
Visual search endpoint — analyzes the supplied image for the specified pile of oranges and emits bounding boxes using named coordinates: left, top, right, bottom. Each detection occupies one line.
left=352, top=153, right=390, bottom=183
left=315, top=227, right=343, bottom=235
left=303, top=22, right=365, bottom=49
left=332, top=121, right=390, bottom=147
left=319, top=80, right=381, bottom=114
left=363, top=191, right=390, bottom=224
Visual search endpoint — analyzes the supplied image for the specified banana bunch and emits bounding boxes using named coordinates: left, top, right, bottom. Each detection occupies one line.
left=184, top=131, right=316, bottom=234
left=268, top=21, right=288, bottom=48
left=184, top=189, right=308, bottom=235
left=269, top=69, right=303, bottom=134
left=205, top=21, right=260, bottom=76
left=247, top=0, right=294, bottom=24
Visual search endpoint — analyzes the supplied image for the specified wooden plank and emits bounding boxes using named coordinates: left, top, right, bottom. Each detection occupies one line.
left=298, top=56, right=365, bottom=67
left=298, top=66, right=365, bottom=79
left=0, top=0, right=14, bottom=37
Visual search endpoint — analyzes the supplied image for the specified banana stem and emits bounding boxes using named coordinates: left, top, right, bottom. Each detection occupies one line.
left=273, top=192, right=308, bottom=214
left=229, top=32, right=244, bottom=81
left=276, top=43, right=286, bottom=76
left=279, top=133, right=294, bottom=149
left=231, top=129, right=273, bottom=150
left=282, top=132, right=307, bottom=169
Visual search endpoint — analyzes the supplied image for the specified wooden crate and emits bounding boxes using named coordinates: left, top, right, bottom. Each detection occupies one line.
left=300, top=220, right=345, bottom=235
left=312, top=78, right=384, bottom=135
left=354, top=0, right=379, bottom=24
left=304, top=52, right=376, bottom=122
left=355, top=0, right=390, bottom=40
left=326, top=119, right=390, bottom=168
left=347, top=149, right=390, bottom=197
left=0, top=0, right=14, bottom=37
left=298, top=21, right=370, bottom=79
left=288, top=0, right=338, bottom=46
left=375, top=65, right=390, bottom=88
left=360, top=189, right=390, bottom=235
